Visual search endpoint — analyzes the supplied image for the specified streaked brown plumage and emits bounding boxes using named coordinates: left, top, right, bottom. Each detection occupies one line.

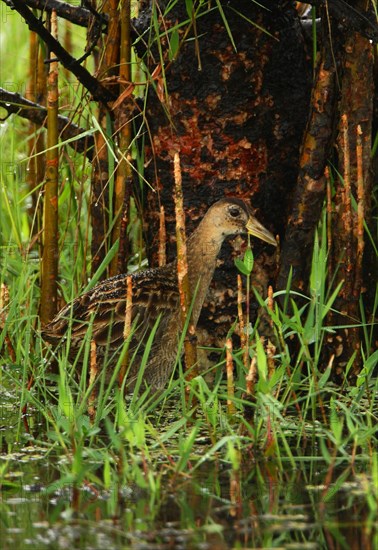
left=42, top=199, right=276, bottom=391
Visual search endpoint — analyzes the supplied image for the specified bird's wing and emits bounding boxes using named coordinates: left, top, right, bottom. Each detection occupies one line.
left=42, top=264, right=180, bottom=352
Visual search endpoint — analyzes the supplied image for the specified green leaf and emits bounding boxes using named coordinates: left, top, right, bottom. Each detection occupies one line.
left=234, top=257, right=250, bottom=276
left=256, top=336, right=267, bottom=383
left=243, top=247, right=254, bottom=273
left=185, top=0, right=193, bottom=18
left=169, top=29, right=180, bottom=61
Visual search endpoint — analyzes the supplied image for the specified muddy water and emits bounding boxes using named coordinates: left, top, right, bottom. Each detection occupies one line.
left=0, top=393, right=376, bottom=549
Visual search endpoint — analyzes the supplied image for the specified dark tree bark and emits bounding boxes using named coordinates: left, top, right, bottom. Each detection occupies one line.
left=326, top=23, right=375, bottom=380
left=277, top=20, right=340, bottom=294
left=135, top=0, right=311, bottom=348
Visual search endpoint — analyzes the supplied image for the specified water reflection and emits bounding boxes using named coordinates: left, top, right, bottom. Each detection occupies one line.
left=1, top=445, right=376, bottom=550
left=0, top=391, right=377, bottom=549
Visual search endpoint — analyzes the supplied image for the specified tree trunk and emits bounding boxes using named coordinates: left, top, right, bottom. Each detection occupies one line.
left=135, top=0, right=311, bottom=349
left=327, top=23, right=374, bottom=381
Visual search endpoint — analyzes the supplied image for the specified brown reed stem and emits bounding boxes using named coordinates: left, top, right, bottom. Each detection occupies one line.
left=325, top=166, right=333, bottom=272
left=0, top=283, right=16, bottom=362
left=26, top=29, right=44, bottom=229
left=63, top=19, right=73, bottom=81
left=40, top=10, right=59, bottom=325
left=158, top=205, right=167, bottom=267
left=237, top=275, right=248, bottom=368
left=110, top=0, right=132, bottom=276
left=173, top=152, right=198, bottom=383
left=229, top=470, right=242, bottom=518
left=267, top=285, right=274, bottom=325
left=91, top=0, right=120, bottom=276
left=120, top=276, right=133, bottom=386
left=341, top=113, right=354, bottom=300
left=226, top=338, right=236, bottom=414
left=266, top=339, right=276, bottom=380
left=88, top=340, right=98, bottom=422
left=246, top=356, right=257, bottom=396
left=354, top=125, right=364, bottom=298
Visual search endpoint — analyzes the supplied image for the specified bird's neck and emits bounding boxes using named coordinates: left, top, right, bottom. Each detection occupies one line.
left=185, top=216, right=224, bottom=326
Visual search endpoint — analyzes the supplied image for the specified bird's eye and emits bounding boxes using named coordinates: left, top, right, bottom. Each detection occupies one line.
left=229, top=206, right=241, bottom=218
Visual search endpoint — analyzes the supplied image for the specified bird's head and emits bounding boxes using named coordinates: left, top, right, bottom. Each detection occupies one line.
left=207, top=198, right=277, bottom=247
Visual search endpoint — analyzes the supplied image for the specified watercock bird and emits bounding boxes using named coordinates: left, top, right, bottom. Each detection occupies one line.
left=42, top=199, right=277, bottom=391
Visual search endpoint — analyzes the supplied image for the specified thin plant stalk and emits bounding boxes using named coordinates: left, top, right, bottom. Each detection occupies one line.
left=63, top=19, right=73, bottom=81
left=267, top=285, right=274, bottom=325
left=246, top=355, right=257, bottom=396
left=266, top=339, right=276, bottom=381
left=266, top=286, right=275, bottom=380
left=0, top=283, right=15, bottom=362
left=110, top=0, right=132, bottom=275
left=120, top=275, right=133, bottom=386
left=158, top=205, right=167, bottom=267
left=88, top=340, right=98, bottom=421
left=340, top=113, right=353, bottom=300
left=354, top=124, right=364, bottom=297
left=325, top=166, right=333, bottom=275
left=173, top=152, right=198, bottom=382
left=237, top=274, right=247, bottom=369
left=91, top=0, right=119, bottom=276
left=226, top=338, right=236, bottom=415
left=229, top=470, right=242, bottom=518
left=40, top=10, right=59, bottom=325
left=26, top=29, right=44, bottom=228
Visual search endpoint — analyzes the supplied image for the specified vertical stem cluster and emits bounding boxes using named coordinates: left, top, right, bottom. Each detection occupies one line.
left=40, top=10, right=59, bottom=326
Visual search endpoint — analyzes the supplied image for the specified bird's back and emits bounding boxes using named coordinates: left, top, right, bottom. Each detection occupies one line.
left=42, top=263, right=180, bottom=358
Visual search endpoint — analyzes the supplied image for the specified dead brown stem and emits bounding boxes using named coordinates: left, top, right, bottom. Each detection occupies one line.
left=226, top=338, right=236, bottom=415
left=246, top=356, right=257, bottom=396
left=0, top=283, right=16, bottom=362
left=158, top=205, right=167, bottom=267
left=266, top=339, right=276, bottom=380
left=40, top=10, right=59, bottom=325
left=173, top=152, right=198, bottom=383
left=325, top=166, right=333, bottom=272
left=354, top=125, right=364, bottom=298
left=88, top=340, right=98, bottom=421
left=237, top=275, right=247, bottom=368
left=120, top=275, right=133, bottom=386
left=340, top=113, right=354, bottom=302
left=110, top=0, right=132, bottom=276
left=267, top=285, right=274, bottom=324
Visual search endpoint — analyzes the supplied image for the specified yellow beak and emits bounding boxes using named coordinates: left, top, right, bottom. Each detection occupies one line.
left=246, top=217, right=277, bottom=247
